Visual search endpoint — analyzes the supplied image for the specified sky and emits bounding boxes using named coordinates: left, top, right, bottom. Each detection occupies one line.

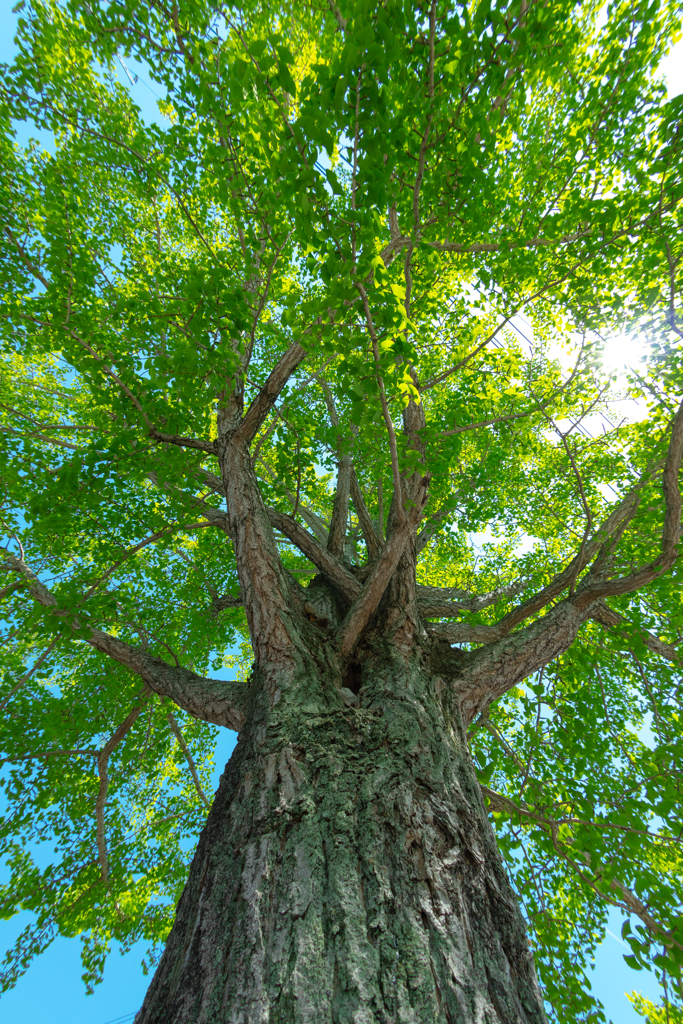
left=0, top=3, right=682, bottom=1022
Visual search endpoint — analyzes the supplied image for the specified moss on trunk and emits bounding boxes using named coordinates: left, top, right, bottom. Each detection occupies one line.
left=136, top=643, right=546, bottom=1024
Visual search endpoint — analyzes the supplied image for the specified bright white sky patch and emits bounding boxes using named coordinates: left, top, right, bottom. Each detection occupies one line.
left=658, top=35, right=683, bottom=99
left=599, top=332, right=647, bottom=377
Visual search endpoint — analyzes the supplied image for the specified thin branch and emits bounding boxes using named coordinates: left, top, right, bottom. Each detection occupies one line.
left=1, top=748, right=98, bottom=766
left=96, top=693, right=150, bottom=882
left=81, top=522, right=211, bottom=604
left=256, top=458, right=329, bottom=544
left=0, top=637, right=60, bottom=710
left=0, top=425, right=83, bottom=451
left=420, top=319, right=512, bottom=392
left=482, top=784, right=683, bottom=954
left=355, top=282, right=404, bottom=520
left=574, top=396, right=683, bottom=607
left=166, top=710, right=211, bottom=809
left=429, top=227, right=591, bottom=256
left=490, top=478, right=646, bottom=636
left=437, top=377, right=578, bottom=437
left=149, top=429, right=217, bottom=454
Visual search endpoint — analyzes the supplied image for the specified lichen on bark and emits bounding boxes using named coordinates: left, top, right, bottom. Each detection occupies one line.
left=136, top=643, right=547, bottom=1024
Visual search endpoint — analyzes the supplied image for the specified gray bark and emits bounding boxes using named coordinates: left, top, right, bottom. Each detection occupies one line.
left=135, top=639, right=546, bottom=1024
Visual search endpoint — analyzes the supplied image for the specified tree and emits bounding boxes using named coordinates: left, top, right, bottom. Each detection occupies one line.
left=0, top=0, right=682, bottom=1019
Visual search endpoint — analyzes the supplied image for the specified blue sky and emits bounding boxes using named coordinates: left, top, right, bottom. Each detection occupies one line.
left=0, top=3, right=681, bottom=1021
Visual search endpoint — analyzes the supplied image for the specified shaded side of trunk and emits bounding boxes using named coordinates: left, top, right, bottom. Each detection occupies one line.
left=135, top=643, right=546, bottom=1024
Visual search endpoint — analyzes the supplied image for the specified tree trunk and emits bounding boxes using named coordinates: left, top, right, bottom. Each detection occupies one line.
left=135, top=640, right=546, bottom=1024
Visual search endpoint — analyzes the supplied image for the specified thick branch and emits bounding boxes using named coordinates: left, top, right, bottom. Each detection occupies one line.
left=149, top=429, right=217, bottom=455
left=350, top=469, right=382, bottom=560
left=233, top=342, right=307, bottom=445
left=417, top=580, right=524, bottom=615
left=455, top=598, right=587, bottom=726
left=89, top=630, right=247, bottom=731
left=328, top=454, right=352, bottom=558
left=428, top=622, right=505, bottom=644
left=265, top=509, right=360, bottom=603
left=336, top=476, right=429, bottom=659
left=211, top=593, right=243, bottom=613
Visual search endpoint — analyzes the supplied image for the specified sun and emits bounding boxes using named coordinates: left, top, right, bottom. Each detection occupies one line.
left=599, top=332, right=647, bottom=377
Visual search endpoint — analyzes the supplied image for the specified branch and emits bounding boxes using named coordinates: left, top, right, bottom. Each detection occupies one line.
left=455, top=598, right=586, bottom=727
left=233, top=342, right=307, bottom=446
left=482, top=785, right=682, bottom=953
left=429, top=227, right=591, bottom=256
left=574, top=396, right=683, bottom=607
left=211, top=592, right=243, bottom=613
left=326, top=0, right=347, bottom=31
left=437, top=383, right=573, bottom=438
left=336, top=476, right=430, bottom=659
left=416, top=485, right=473, bottom=552
left=314, top=375, right=377, bottom=556
left=350, top=469, right=382, bottom=560
left=490, top=480, right=645, bottom=636
left=0, top=637, right=60, bottom=710
left=590, top=599, right=681, bottom=664
left=265, top=509, right=360, bottom=603
left=149, top=429, right=217, bottom=455
left=0, top=425, right=83, bottom=451
left=81, top=522, right=211, bottom=604
left=166, top=710, right=211, bottom=809
left=256, top=458, right=329, bottom=544
left=1, top=552, right=247, bottom=730
left=452, top=432, right=682, bottom=725
left=327, top=454, right=352, bottom=558
left=355, top=282, right=405, bottom=520
left=90, top=632, right=247, bottom=731
left=96, top=694, right=149, bottom=882
left=428, top=621, right=505, bottom=644
left=417, top=579, right=525, bottom=615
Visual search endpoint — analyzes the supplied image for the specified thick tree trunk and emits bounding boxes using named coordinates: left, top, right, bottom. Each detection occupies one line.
left=135, top=637, right=546, bottom=1024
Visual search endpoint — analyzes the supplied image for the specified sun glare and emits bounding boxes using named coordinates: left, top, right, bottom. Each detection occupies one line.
left=599, top=333, right=647, bottom=377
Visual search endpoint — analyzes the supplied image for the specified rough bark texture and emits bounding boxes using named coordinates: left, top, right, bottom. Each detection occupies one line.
left=135, top=636, right=546, bottom=1024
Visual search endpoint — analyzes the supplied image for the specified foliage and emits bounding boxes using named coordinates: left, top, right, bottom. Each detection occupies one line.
left=629, top=990, right=683, bottom=1023
left=0, top=0, right=682, bottom=1019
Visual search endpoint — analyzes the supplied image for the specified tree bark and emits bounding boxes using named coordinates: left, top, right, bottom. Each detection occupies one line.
left=135, top=640, right=546, bottom=1024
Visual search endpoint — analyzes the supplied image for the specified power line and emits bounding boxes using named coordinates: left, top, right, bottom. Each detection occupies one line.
left=99, top=1012, right=137, bottom=1024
